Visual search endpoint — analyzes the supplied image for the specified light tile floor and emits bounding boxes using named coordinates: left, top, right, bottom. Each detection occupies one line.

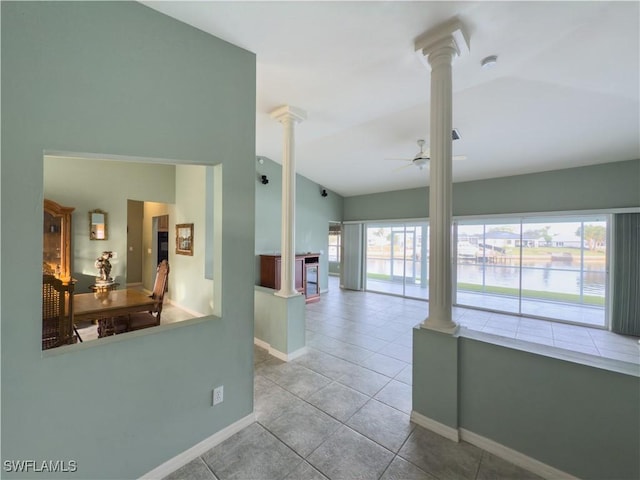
left=165, top=276, right=640, bottom=480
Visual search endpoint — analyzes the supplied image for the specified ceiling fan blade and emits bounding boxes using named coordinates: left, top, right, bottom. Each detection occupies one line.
left=385, top=157, right=412, bottom=162
left=392, top=163, right=414, bottom=172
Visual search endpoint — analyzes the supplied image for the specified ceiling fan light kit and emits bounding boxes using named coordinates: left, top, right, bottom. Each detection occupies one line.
left=481, top=55, right=498, bottom=69
left=387, top=135, right=466, bottom=171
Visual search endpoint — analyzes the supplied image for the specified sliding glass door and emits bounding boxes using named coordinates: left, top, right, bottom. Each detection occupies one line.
left=454, top=214, right=608, bottom=327
left=365, top=222, right=428, bottom=300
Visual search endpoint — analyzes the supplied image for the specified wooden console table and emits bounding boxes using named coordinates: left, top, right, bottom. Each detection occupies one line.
left=260, top=253, right=320, bottom=303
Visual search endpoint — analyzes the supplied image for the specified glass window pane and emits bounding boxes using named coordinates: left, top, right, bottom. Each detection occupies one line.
left=366, top=226, right=403, bottom=295
left=404, top=223, right=428, bottom=300
left=520, top=218, right=606, bottom=326
left=456, top=222, right=520, bottom=314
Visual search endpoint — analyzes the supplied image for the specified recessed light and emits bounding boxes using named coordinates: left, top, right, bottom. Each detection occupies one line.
left=481, top=55, right=498, bottom=70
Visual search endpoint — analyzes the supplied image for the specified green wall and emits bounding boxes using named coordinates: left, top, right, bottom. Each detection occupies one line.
left=459, top=338, right=639, bottom=479
left=412, top=328, right=640, bottom=479
left=344, top=159, right=640, bottom=221
left=255, top=156, right=343, bottom=292
left=254, top=287, right=306, bottom=355
left=1, top=2, right=255, bottom=478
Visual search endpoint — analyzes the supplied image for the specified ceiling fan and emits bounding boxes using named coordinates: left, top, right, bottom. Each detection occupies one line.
left=387, top=139, right=466, bottom=171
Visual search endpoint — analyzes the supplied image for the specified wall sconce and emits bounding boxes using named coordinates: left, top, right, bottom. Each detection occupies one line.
left=260, top=175, right=269, bottom=185
left=321, top=188, right=328, bottom=197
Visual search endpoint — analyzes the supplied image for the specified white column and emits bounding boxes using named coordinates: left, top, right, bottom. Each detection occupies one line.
left=270, top=105, right=307, bottom=298
left=415, top=20, right=469, bottom=333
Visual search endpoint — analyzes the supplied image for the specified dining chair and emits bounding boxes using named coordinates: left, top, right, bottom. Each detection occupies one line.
left=127, top=259, right=170, bottom=332
left=42, top=274, right=74, bottom=349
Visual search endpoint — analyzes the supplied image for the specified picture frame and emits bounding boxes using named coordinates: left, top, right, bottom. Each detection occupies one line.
left=89, top=209, right=108, bottom=240
left=175, top=223, right=194, bottom=256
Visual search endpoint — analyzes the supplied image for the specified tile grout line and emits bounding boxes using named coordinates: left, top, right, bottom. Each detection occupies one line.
left=255, top=349, right=416, bottom=478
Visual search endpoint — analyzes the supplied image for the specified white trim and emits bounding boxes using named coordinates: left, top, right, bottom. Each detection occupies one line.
left=126, top=282, right=143, bottom=287
left=253, top=338, right=308, bottom=362
left=139, top=413, right=255, bottom=479
left=455, top=207, right=639, bottom=222
left=253, top=337, right=270, bottom=351
left=343, top=217, right=426, bottom=225
left=44, top=149, right=210, bottom=167
left=166, top=299, right=206, bottom=318
left=410, top=411, right=459, bottom=442
left=459, top=428, right=579, bottom=480
left=343, top=207, right=639, bottom=226
left=459, top=327, right=640, bottom=378
left=409, top=413, right=580, bottom=479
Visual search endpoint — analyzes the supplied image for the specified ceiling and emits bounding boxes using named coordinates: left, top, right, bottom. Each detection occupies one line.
left=142, top=1, right=640, bottom=197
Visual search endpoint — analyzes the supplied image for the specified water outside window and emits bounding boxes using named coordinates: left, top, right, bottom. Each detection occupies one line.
left=455, top=215, right=608, bottom=327
left=364, top=215, right=608, bottom=328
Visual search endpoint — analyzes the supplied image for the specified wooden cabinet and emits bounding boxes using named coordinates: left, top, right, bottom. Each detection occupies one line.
left=260, top=254, right=320, bottom=303
left=43, top=199, right=76, bottom=349
left=43, top=199, right=75, bottom=283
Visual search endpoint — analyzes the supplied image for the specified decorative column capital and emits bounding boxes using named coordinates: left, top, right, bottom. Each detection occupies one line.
left=270, top=105, right=307, bottom=124
left=414, top=18, right=469, bottom=64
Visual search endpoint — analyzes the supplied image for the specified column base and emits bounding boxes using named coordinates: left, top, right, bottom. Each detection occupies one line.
left=421, top=318, right=459, bottom=335
left=274, top=290, right=302, bottom=299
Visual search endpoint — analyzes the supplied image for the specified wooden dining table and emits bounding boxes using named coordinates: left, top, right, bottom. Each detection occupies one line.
left=74, top=288, right=155, bottom=323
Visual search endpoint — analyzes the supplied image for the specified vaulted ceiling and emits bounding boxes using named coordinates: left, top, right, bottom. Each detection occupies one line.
left=143, top=1, right=640, bottom=197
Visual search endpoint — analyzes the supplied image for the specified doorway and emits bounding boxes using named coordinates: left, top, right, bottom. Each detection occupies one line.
left=157, top=215, right=169, bottom=264
left=365, top=222, right=428, bottom=300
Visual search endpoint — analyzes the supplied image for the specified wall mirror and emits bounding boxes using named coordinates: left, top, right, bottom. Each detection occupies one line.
left=89, top=209, right=108, bottom=240
left=176, top=223, right=194, bottom=255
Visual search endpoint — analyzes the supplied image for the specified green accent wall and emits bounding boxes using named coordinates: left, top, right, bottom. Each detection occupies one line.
left=412, top=328, right=459, bottom=428
left=2, top=2, right=255, bottom=478
left=458, top=338, right=639, bottom=480
left=413, top=329, right=640, bottom=479
left=344, top=159, right=640, bottom=221
left=254, top=287, right=306, bottom=355
left=255, top=156, right=343, bottom=292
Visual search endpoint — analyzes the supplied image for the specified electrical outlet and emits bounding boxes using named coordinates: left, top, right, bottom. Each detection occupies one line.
left=213, top=385, right=224, bottom=406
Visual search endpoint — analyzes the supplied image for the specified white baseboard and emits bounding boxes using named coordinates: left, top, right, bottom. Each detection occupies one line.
left=410, top=414, right=578, bottom=479
left=126, top=282, right=143, bottom=287
left=253, top=337, right=307, bottom=362
left=459, top=429, right=578, bottom=480
left=140, top=413, right=255, bottom=479
left=166, top=299, right=206, bottom=318
left=254, top=337, right=270, bottom=350
left=410, top=411, right=459, bottom=442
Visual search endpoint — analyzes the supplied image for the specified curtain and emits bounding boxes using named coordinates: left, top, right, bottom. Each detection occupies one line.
left=611, top=213, right=640, bottom=336
left=342, top=223, right=364, bottom=290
